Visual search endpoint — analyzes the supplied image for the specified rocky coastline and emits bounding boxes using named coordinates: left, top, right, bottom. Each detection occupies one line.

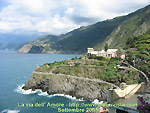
left=18, top=44, right=82, bottom=54
left=22, top=72, right=115, bottom=101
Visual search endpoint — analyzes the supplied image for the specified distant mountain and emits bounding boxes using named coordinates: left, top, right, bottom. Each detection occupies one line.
left=28, top=34, right=60, bottom=45
left=18, top=34, right=61, bottom=53
left=0, top=33, right=40, bottom=50
left=19, top=4, right=150, bottom=53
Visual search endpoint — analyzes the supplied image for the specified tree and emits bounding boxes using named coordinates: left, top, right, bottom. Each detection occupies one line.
left=104, top=43, right=109, bottom=51
left=117, top=48, right=123, bottom=57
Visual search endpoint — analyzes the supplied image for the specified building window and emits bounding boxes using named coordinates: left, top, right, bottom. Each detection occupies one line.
left=108, top=54, right=112, bottom=57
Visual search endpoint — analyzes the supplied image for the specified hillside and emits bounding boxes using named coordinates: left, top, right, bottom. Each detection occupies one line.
left=98, top=5, right=150, bottom=49
left=23, top=57, right=143, bottom=100
left=28, top=34, right=60, bottom=45
left=18, top=34, right=61, bottom=53
left=33, top=57, right=143, bottom=85
left=18, top=4, right=150, bottom=53
left=126, top=32, right=150, bottom=78
left=51, top=16, right=130, bottom=52
left=18, top=16, right=128, bottom=53
left=52, top=4, right=150, bottom=52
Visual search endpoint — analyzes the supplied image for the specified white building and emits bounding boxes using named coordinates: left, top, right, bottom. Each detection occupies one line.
left=87, top=48, right=125, bottom=59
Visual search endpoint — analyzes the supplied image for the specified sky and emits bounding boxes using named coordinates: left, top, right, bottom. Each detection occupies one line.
left=0, top=0, right=149, bottom=35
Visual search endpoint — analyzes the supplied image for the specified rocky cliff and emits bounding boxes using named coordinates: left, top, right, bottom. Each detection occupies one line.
left=23, top=72, right=115, bottom=101
left=22, top=57, right=143, bottom=101
left=18, top=44, right=59, bottom=53
left=18, top=44, right=33, bottom=53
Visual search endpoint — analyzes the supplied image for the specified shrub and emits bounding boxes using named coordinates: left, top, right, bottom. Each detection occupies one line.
left=140, top=65, right=148, bottom=72
left=104, top=43, right=109, bottom=51
left=99, top=62, right=105, bottom=66
left=52, top=68, right=60, bottom=74
left=93, top=56, right=104, bottom=60
left=78, top=57, right=82, bottom=59
left=71, top=58, right=75, bottom=60
left=75, top=57, right=78, bottom=59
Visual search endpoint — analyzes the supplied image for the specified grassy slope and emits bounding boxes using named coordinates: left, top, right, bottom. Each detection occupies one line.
left=97, top=5, right=150, bottom=50
left=35, top=57, right=142, bottom=85
left=51, top=16, right=131, bottom=52
left=126, top=32, right=150, bottom=78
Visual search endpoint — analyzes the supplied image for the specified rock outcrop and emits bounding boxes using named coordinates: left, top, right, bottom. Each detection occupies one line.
left=18, top=44, right=33, bottom=53
left=18, top=44, right=54, bottom=53
left=23, top=72, right=115, bottom=101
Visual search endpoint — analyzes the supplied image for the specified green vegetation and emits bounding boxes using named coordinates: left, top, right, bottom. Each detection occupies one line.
left=104, top=43, right=109, bottom=51
left=52, top=68, right=60, bottom=74
left=35, top=57, right=142, bottom=85
left=95, top=5, right=150, bottom=50
left=52, top=13, right=137, bottom=52
left=102, top=58, right=138, bottom=84
left=126, top=32, right=150, bottom=77
left=116, top=48, right=124, bottom=57
left=29, top=35, right=60, bottom=45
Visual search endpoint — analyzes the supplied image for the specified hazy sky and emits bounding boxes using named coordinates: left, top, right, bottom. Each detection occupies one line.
left=0, top=0, right=149, bottom=35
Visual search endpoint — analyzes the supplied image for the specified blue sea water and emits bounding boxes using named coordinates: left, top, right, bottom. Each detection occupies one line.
left=0, top=50, right=99, bottom=113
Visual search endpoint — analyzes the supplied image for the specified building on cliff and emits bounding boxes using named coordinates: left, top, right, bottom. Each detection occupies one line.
left=87, top=48, right=125, bottom=59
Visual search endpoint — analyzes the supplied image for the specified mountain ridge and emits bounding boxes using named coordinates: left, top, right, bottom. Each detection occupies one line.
left=97, top=4, right=150, bottom=49
left=18, top=4, right=150, bottom=53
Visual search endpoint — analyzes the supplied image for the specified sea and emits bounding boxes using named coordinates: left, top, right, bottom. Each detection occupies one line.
left=0, top=50, right=101, bottom=113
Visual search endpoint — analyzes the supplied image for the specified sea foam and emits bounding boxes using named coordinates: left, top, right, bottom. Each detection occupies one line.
left=0, top=109, right=20, bottom=113
left=14, top=84, right=40, bottom=95
left=14, top=84, right=84, bottom=101
left=47, top=94, right=84, bottom=101
left=92, top=99, right=103, bottom=105
left=15, top=85, right=104, bottom=105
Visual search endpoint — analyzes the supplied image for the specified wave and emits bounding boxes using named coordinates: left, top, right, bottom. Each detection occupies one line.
left=0, top=109, right=20, bottom=113
left=15, top=85, right=105, bottom=104
left=92, top=99, right=103, bottom=105
left=47, top=94, right=84, bottom=101
left=14, top=84, right=84, bottom=101
left=14, top=84, right=41, bottom=95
